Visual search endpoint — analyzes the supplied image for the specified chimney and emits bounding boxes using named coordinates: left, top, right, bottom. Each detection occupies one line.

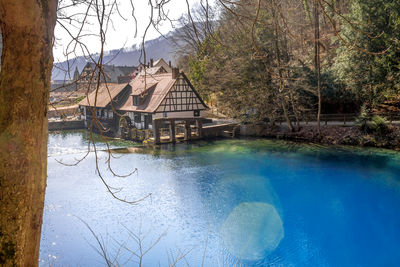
left=172, top=67, right=179, bottom=79
left=150, top=58, right=154, bottom=67
left=168, top=61, right=172, bottom=67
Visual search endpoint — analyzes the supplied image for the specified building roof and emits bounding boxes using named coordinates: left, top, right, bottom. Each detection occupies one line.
left=79, top=71, right=208, bottom=113
left=79, top=83, right=129, bottom=108
left=119, top=73, right=176, bottom=113
left=153, top=58, right=172, bottom=72
left=83, top=63, right=136, bottom=83
left=153, top=59, right=162, bottom=66
left=138, top=65, right=166, bottom=76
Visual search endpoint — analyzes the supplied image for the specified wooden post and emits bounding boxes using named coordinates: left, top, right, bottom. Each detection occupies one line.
left=169, top=120, right=176, bottom=143
left=154, top=120, right=161, bottom=144
left=196, top=119, right=203, bottom=138
left=184, top=120, right=191, bottom=141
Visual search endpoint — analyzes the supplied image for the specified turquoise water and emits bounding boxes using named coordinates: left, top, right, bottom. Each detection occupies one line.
left=40, top=131, right=400, bottom=266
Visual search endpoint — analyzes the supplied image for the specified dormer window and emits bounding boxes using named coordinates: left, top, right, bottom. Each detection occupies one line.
left=132, top=95, right=141, bottom=106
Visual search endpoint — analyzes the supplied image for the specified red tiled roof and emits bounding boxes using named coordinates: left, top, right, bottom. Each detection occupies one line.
left=119, top=73, right=176, bottom=113
left=79, top=83, right=129, bottom=108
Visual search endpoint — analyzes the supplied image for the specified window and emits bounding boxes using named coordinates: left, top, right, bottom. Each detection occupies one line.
left=145, top=114, right=152, bottom=125
left=132, top=95, right=141, bottom=106
left=134, top=113, right=141, bottom=123
left=194, top=110, right=200, bottom=117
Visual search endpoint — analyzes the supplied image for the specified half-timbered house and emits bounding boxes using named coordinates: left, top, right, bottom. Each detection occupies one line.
left=79, top=64, right=208, bottom=143
left=118, top=67, right=208, bottom=143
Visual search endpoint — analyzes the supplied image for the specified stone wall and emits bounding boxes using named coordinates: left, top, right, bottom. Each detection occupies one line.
left=239, top=124, right=270, bottom=136
left=48, top=120, right=85, bottom=131
left=202, top=123, right=239, bottom=138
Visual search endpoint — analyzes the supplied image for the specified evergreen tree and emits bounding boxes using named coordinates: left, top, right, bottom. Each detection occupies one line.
left=332, top=0, right=400, bottom=107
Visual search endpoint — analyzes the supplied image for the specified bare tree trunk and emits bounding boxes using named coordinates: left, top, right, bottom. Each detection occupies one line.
left=314, top=0, right=322, bottom=137
left=289, top=87, right=301, bottom=131
left=272, top=4, right=295, bottom=132
left=0, top=1, right=57, bottom=266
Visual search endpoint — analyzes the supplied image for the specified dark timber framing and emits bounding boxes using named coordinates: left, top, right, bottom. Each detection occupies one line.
left=79, top=68, right=208, bottom=144
left=157, top=75, right=206, bottom=113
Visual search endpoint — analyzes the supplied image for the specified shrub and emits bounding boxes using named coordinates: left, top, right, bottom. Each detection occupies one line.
left=356, top=105, right=389, bottom=134
left=74, top=95, right=86, bottom=104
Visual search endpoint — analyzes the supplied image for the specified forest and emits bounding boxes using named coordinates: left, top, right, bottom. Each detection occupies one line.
left=2, top=1, right=400, bottom=266
left=175, top=0, right=400, bottom=132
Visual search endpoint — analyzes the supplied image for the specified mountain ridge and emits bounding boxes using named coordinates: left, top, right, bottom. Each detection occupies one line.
left=52, top=33, right=179, bottom=81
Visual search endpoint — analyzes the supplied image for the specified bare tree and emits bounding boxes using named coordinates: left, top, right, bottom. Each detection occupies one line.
left=0, top=0, right=186, bottom=265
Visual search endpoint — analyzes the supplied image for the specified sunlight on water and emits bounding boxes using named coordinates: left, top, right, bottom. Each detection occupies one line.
left=47, top=130, right=140, bottom=157
left=207, top=174, right=282, bottom=222
left=41, top=131, right=400, bottom=266
left=222, top=202, right=284, bottom=261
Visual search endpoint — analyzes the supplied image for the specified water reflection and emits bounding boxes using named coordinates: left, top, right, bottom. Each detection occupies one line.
left=42, top=132, right=400, bottom=266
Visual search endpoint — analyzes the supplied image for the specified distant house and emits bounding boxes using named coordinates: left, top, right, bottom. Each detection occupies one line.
left=79, top=62, right=136, bottom=85
left=152, top=58, right=173, bottom=72
left=49, top=67, right=81, bottom=93
left=130, top=58, right=172, bottom=78
left=79, top=62, right=208, bottom=143
left=49, top=62, right=137, bottom=107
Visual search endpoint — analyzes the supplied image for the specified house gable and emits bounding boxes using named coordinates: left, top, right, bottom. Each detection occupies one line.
left=153, top=58, right=172, bottom=73
left=155, top=74, right=208, bottom=113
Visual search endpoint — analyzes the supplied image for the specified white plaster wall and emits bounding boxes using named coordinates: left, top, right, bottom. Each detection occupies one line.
left=127, top=112, right=135, bottom=121
left=83, top=106, right=86, bottom=120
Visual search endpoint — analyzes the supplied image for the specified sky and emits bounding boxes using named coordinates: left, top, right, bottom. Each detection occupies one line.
left=53, top=0, right=206, bottom=62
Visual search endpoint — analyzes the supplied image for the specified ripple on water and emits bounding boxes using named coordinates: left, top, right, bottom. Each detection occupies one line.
left=42, top=133, right=400, bottom=266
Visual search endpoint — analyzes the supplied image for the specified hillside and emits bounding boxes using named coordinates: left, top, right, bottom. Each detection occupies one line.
left=52, top=33, right=179, bottom=81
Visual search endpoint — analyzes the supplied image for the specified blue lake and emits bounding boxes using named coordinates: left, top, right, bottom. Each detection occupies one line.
left=40, top=131, right=400, bottom=266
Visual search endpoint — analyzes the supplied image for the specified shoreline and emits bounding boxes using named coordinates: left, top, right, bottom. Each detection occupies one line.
left=239, top=124, right=400, bottom=151
left=48, top=123, right=400, bottom=152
